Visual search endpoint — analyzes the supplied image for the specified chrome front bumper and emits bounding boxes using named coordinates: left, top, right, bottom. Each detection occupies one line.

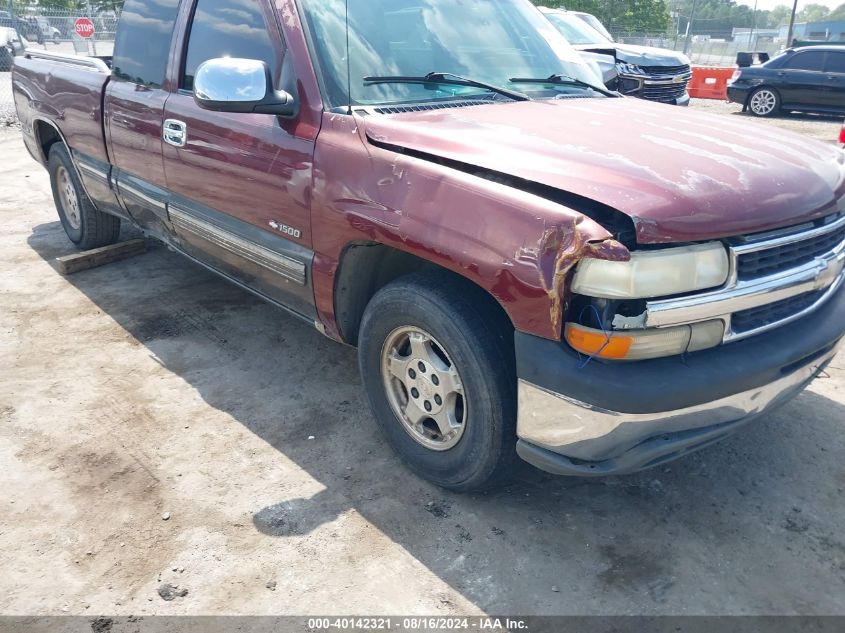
left=515, top=340, right=840, bottom=476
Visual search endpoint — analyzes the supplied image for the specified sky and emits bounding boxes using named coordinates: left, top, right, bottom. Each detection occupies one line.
left=734, top=0, right=841, bottom=11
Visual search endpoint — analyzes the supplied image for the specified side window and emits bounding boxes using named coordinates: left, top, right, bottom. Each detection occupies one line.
left=181, top=0, right=282, bottom=92
left=825, top=52, right=845, bottom=74
left=783, top=51, right=825, bottom=71
left=112, top=0, right=181, bottom=88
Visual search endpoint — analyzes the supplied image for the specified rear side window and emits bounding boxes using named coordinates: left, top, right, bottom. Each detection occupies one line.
left=783, top=51, right=825, bottom=71
left=112, top=0, right=181, bottom=88
left=181, top=0, right=282, bottom=91
left=825, top=52, right=845, bottom=73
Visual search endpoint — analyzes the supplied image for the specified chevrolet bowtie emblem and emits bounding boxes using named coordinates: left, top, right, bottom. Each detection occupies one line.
left=814, top=256, right=844, bottom=290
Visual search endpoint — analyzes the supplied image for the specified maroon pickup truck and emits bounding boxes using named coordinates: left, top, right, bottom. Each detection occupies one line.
left=12, top=0, right=845, bottom=491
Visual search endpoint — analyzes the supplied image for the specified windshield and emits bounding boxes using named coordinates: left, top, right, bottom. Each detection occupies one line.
left=544, top=11, right=611, bottom=46
left=575, top=13, right=614, bottom=42
left=298, top=0, right=603, bottom=108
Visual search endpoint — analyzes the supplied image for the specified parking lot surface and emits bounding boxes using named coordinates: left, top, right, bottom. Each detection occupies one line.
left=1, top=103, right=844, bottom=616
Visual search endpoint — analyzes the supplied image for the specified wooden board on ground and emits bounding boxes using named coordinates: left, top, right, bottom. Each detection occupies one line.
left=56, top=239, right=148, bottom=275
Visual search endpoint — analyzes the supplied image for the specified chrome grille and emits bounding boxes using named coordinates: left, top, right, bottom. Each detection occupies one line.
left=617, top=64, right=691, bottom=103
left=643, top=213, right=845, bottom=343
left=737, top=223, right=845, bottom=280
left=731, top=290, right=825, bottom=334
left=641, top=84, right=688, bottom=103
left=640, top=64, right=691, bottom=76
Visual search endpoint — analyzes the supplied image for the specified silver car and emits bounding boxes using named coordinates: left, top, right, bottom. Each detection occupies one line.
left=540, top=7, right=693, bottom=105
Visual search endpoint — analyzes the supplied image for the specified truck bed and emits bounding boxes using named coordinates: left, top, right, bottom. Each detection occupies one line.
left=12, top=50, right=111, bottom=167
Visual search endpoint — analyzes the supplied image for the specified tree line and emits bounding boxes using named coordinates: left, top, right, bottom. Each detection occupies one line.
left=11, top=0, right=845, bottom=38
left=531, top=0, right=845, bottom=35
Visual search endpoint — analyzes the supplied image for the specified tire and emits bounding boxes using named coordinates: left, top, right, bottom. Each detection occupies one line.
left=48, top=144, right=121, bottom=250
left=358, top=271, right=517, bottom=492
left=747, top=87, right=780, bottom=117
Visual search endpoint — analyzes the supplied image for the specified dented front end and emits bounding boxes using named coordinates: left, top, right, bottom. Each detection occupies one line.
left=537, top=225, right=629, bottom=336
left=310, top=107, right=845, bottom=477
left=311, top=110, right=634, bottom=343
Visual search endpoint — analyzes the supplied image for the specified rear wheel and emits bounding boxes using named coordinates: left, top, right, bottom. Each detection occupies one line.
left=747, top=87, right=780, bottom=117
left=48, top=144, right=121, bottom=250
left=358, top=271, right=517, bottom=492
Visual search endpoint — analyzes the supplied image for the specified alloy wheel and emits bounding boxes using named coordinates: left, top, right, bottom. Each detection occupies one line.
left=749, top=89, right=777, bottom=116
left=380, top=326, right=467, bottom=451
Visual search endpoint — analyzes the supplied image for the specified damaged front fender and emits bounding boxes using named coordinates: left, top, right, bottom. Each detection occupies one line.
left=310, top=112, right=632, bottom=341
left=538, top=223, right=630, bottom=334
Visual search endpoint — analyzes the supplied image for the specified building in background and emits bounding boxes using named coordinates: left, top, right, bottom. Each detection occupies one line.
left=731, top=28, right=779, bottom=49
left=779, top=20, right=845, bottom=43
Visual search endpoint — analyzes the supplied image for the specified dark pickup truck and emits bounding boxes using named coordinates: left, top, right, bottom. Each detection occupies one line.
left=12, top=0, right=845, bottom=491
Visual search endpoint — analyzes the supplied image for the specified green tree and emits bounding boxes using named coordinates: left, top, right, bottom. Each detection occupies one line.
left=796, top=3, right=831, bottom=22
left=531, top=0, right=670, bottom=33
left=90, top=0, right=123, bottom=12
left=830, top=2, right=845, bottom=20
left=764, top=5, right=792, bottom=28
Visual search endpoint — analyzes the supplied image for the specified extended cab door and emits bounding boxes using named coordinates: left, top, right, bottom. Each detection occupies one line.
left=161, top=0, right=317, bottom=319
left=776, top=49, right=827, bottom=108
left=104, top=0, right=181, bottom=238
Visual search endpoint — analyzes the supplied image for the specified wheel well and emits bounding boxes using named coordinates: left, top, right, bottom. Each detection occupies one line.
left=34, top=120, right=62, bottom=163
left=334, top=242, right=514, bottom=347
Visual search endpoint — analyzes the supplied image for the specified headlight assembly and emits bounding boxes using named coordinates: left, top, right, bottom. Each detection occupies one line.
left=571, top=242, right=730, bottom=299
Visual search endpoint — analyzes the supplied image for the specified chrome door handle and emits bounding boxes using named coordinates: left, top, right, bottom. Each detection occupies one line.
left=163, top=119, right=187, bottom=147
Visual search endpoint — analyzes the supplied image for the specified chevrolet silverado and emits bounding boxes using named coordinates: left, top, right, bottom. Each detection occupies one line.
left=12, top=0, right=845, bottom=491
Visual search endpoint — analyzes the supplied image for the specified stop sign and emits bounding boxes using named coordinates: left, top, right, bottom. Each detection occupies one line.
left=74, top=17, right=95, bottom=39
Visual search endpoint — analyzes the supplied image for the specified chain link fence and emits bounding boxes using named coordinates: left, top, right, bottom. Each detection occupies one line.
left=610, top=30, right=786, bottom=66
left=1, top=6, right=117, bottom=126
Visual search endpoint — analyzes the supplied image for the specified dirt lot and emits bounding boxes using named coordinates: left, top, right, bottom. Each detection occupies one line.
left=691, top=98, right=843, bottom=143
left=1, top=101, right=844, bottom=617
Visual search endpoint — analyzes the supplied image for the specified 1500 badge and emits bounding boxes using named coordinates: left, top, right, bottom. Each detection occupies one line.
left=269, top=220, right=302, bottom=239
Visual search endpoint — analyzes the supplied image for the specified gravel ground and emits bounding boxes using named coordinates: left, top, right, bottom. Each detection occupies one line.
left=1, top=102, right=844, bottom=618
left=690, top=98, right=843, bottom=144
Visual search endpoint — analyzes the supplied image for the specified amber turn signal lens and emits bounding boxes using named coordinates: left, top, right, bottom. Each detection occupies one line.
left=565, top=323, right=633, bottom=359
left=564, top=321, right=725, bottom=361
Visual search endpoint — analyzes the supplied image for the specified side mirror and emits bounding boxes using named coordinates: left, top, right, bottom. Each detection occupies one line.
left=193, top=57, right=296, bottom=117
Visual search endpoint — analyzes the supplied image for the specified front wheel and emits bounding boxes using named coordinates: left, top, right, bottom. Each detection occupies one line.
left=358, top=271, right=517, bottom=492
left=747, top=87, right=780, bottom=117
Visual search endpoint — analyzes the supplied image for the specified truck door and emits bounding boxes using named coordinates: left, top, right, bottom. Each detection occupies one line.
left=160, top=0, right=317, bottom=319
left=104, top=0, right=180, bottom=238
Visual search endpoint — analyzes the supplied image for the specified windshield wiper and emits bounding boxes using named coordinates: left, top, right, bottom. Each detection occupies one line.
left=509, top=74, right=617, bottom=97
left=363, top=72, right=530, bottom=102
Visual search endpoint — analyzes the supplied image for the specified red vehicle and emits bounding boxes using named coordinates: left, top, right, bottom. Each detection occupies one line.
left=12, top=0, right=845, bottom=491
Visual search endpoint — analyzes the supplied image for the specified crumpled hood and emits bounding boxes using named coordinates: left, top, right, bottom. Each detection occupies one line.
left=362, top=97, right=845, bottom=243
left=614, top=43, right=689, bottom=67
left=573, top=42, right=690, bottom=67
